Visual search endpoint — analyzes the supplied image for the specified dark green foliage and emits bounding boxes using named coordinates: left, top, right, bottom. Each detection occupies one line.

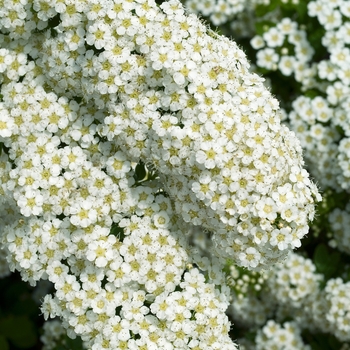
left=50, top=336, right=84, bottom=350
left=0, top=273, right=41, bottom=349
left=313, top=244, right=341, bottom=282
left=303, top=331, right=344, bottom=350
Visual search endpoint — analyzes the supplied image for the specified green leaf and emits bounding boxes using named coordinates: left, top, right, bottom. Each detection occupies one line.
left=304, top=89, right=323, bottom=100
left=254, top=2, right=279, bottom=17
left=295, top=1, right=308, bottom=21
left=303, top=330, right=345, bottom=350
left=65, top=336, right=84, bottom=350
left=306, top=23, right=326, bottom=62
left=52, top=335, right=84, bottom=350
left=328, top=334, right=343, bottom=349
left=0, top=315, right=37, bottom=348
left=134, top=160, right=147, bottom=183
left=313, top=244, right=340, bottom=279
left=314, top=244, right=328, bottom=271
left=255, top=20, right=276, bottom=36
left=244, top=331, right=256, bottom=342
left=0, top=335, right=9, bottom=350
left=110, top=222, right=125, bottom=241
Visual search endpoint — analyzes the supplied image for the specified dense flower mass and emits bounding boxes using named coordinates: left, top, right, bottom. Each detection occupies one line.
left=0, top=0, right=321, bottom=348
left=255, top=320, right=311, bottom=350
left=184, top=0, right=246, bottom=25
left=233, top=0, right=350, bottom=193
left=185, top=0, right=350, bottom=346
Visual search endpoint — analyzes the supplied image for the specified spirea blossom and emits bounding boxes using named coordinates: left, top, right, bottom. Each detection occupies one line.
left=255, top=320, right=311, bottom=350
left=88, top=0, right=319, bottom=270
left=180, top=0, right=350, bottom=347
left=0, top=0, right=320, bottom=348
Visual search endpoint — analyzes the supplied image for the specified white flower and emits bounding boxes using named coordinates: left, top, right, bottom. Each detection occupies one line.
left=330, top=46, right=350, bottom=68
left=318, top=8, right=342, bottom=30
left=263, top=27, right=285, bottom=48
left=270, top=228, right=292, bottom=250
left=153, top=211, right=170, bottom=228
left=59, top=2, right=84, bottom=27
left=256, top=48, right=279, bottom=70
left=192, top=177, right=217, bottom=202
left=255, top=197, right=277, bottom=221
left=278, top=56, right=295, bottom=76
left=46, top=261, right=69, bottom=284
left=70, top=200, right=97, bottom=228
left=250, top=35, right=265, bottom=50
left=0, top=105, right=14, bottom=138
left=61, top=145, right=87, bottom=171
left=15, top=244, right=38, bottom=270
left=195, top=142, right=223, bottom=169
left=239, top=247, right=261, bottom=268
left=289, top=166, right=311, bottom=189
left=6, top=53, right=28, bottom=80
left=277, top=18, right=298, bottom=35
left=16, top=189, right=44, bottom=216
left=33, top=0, right=57, bottom=21
left=86, top=21, right=111, bottom=50
left=86, top=236, right=116, bottom=268
left=55, top=274, right=81, bottom=301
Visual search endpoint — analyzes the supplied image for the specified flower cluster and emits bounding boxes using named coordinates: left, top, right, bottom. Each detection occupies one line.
left=255, top=320, right=311, bottom=350
left=225, top=262, right=273, bottom=328
left=41, top=320, right=69, bottom=350
left=288, top=96, right=343, bottom=190
left=184, top=0, right=246, bottom=26
left=329, top=204, right=350, bottom=254
left=226, top=265, right=273, bottom=328
left=227, top=289, right=275, bottom=329
left=228, top=0, right=350, bottom=193
left=226, top=250, right=350, bottom=345
left=251, top=18, right=316, bottom=88
left=173, top=0, right=350, bottom=348
left=0, top=0, right=320, bottom=348
left=301, top=277, right=350, bottom=343
left=227, top=253, right=321, bottom=326
left=227, top=264, right=268, bottom=296
left=97, top=4, right=320, bottom=271
left=183, top=0, right=277, bottom=27
left=319, top=278, right=350, bottom=341
left=265, top=252, right=323, bottom=308
left=288, top=0, right=350, bottom=192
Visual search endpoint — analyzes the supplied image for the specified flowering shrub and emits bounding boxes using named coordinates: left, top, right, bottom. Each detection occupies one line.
left=7, top=0, right=350, bottom=349
left=254, top=320, right=311, bottom=350
left=182, top=0, right=350, bottom=349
